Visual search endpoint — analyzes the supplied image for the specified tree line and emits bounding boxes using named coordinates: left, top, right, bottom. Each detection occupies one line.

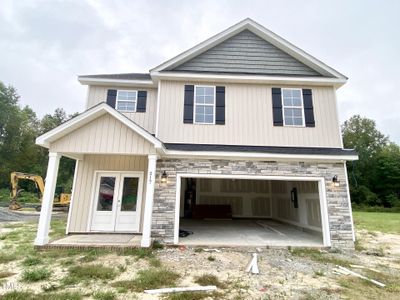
left=0, top=81, right=76, bottom=193
left=1, top=81, right=399, bottom=208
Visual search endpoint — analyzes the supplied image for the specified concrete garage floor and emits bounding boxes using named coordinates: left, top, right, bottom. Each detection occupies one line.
left=179, top=219, right=323, bottom=247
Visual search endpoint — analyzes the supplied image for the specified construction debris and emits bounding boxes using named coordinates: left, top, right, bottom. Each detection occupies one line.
left=144, top=285, right=217, bottom=294
left=203, top=248, right=222, bottom=253
left=245, top=253, right=260, bottom=274
left=333, top=266, right=386, bottom=288
left=349, top=264, right=382, bottom=273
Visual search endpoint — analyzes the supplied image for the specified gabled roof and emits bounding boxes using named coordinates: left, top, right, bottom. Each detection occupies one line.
left=36, top=103, right=162, bottom=149
left=167, top=30, right=324, bottom=77
left=151, top=18, right=347, bottom=80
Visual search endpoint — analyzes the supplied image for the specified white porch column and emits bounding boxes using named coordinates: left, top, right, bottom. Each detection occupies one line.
left=34, top=152, right=61, bottom=246
left=141, top=154, right=158, bottom=247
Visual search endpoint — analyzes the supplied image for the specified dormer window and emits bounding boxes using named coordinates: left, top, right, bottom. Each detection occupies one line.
left=282, top=88, right=305, bottom=126
left=194, top=86, right=215, bottom=124
left=116, top=90, right=137, bottom=112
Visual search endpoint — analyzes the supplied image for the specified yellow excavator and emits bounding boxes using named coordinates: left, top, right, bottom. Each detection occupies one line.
left=9, top=172, right=71, bottom=211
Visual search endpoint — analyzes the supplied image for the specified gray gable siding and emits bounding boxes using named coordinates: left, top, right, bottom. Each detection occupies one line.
left=168, top=30, right=323, bottom=77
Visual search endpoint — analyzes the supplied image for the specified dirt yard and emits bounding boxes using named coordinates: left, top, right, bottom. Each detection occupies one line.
left=0, top=213, right=399, bottom=299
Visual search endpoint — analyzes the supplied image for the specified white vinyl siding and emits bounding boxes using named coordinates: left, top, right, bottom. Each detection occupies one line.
left=281, top=88, right=305, bottom=127
left=68, top=155, right=148, bottom=233
left=49, top=114, right=156, bottom=155
left=194, top=86, right=215, bottom=124
left=85, top=86, right=157, bottom=134
left=157, top=81, right=343, bottom=148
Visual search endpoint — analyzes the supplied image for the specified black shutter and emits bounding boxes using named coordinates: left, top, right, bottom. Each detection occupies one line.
left=106, top=89, right=117, bottom=108
left=302, top=89, right=315, bottom=127
left=215, top=86, right=225, bottom=125
left=136, top=91, right=147, bottom=112
left=183, top=85, right=194, bottom=123
left=272, top=88, right=283, bottom=126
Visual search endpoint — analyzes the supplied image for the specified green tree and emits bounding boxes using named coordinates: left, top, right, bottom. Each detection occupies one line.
left=0, top=81, right=76, bottom=195
left=0, top=83, right=41, bottom=187
left=38, top=108, right=76, bottom=192
left=371, top=143, right=400, bottom=207
left=342, top=115, right=399, bottom=207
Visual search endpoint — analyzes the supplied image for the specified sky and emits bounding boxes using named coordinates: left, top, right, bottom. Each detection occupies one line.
left=0, top=0, right=399, bottom=143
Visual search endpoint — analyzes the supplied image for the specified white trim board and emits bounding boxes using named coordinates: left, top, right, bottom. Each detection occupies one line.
left=174, top=173, right=331, bottom=247
left=66, top=159, right=80, bottom=234
left=161, top=149, right=358, bottom=161
left=36, top=103, right=162, bottom=149
left=151, top=71, right=347, bottom=88
left=151, top=18, right=347, bottom=81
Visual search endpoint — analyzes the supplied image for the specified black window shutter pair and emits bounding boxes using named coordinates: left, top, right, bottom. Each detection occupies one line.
left=272, top=88, right=315, bottom=127
left=106, top=89, right=147, bottom=112
left=183, top=85, right=225, bottom=125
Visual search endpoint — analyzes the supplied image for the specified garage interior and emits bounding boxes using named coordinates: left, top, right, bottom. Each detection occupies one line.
left=178, top=177, right=324, bottom=247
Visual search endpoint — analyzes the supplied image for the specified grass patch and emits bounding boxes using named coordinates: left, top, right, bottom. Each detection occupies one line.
left=64, top=264, right=116, bottom=284
left=22, top=256, right=42, bottom=266
left=353, top=211, right=400, bottom=234
left=149, top=257, right=162, bottom=267
left=354, top=238, right=366, bottom=252
left=118, top=247, right=154, bottom=259
left=290, top=248, right=352, bottom=267
left=78, top=249, right=110, bottom=263
left=152, top=240, right=164, bottom=249
left=1, top=291, right=34, bottom=300
left=93, top=291, right=116, bottom=300
left=194, top=274, right=226, bottom=289
left=112, top=268, right=180, bottom=292
left=0, top=271, right=15, bottom=278
left=21, top=267, right=51, bottom=282
left=0, top=252, right=18, bottom=264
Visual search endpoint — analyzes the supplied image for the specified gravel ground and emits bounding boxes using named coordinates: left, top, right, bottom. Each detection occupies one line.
left=0, top=207, right=67, bottom=222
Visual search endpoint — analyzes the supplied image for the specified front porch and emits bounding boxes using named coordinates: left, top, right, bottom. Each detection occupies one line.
left=41, top=234, right=142, bottom=250
left=34, top=104, right=162, bottom=248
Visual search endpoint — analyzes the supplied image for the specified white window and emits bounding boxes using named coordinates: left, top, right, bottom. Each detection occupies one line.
left=116, top=90, right=137, bottom=112
left=282, top=88, right=305, bottom=126
left=194, top=86, right=215, bottom=124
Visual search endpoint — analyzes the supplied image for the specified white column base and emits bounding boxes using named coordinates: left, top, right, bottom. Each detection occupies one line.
left=141, top=154, right=158, bottom=248
left=34, top=236, right=49, bottom=246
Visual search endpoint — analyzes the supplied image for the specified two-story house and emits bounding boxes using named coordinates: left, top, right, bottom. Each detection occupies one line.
left=34, top=19, right=357, bottom=250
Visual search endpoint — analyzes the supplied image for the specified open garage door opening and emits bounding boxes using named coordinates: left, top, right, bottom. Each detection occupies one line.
left=175, top=175, right=330, bottom=247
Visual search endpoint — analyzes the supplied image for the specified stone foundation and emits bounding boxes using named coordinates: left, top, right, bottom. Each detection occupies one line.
left=151, top=159, right=354, bottom=250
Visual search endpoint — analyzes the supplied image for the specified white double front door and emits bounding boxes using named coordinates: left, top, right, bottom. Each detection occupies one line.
left=90, top=171, right=143, bottom=232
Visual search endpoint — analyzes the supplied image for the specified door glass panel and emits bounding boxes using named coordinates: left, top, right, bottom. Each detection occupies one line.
left=121, top=177, right=139, bottom=211
left=96, top=176, right=116, bottom=211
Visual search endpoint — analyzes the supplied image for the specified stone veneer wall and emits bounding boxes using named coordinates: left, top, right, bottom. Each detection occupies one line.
left=152, top=159, right=354, bottom=249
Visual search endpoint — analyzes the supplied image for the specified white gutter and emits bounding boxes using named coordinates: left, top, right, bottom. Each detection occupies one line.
left=78, top=77, right=156, bottom=87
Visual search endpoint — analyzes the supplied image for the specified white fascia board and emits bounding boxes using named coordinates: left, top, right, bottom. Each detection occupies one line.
left=36, top=103, right=162, bottom=149
left=151, top=71, right=347, bottom=88
left=151, top=18, right=347, bottom=80
left=161, top=149, right=358, bottom=161
left=78, top=77, right=156, bottom=88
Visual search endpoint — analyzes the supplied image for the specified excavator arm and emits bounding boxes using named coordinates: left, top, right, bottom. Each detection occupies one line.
left=9, top=172, right=46, bottom=210
left=9, top=172, right=70, bottom=211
